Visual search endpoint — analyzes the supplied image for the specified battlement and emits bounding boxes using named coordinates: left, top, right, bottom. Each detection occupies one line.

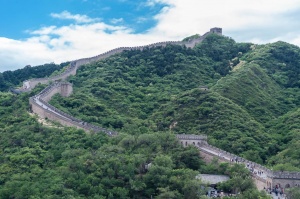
left=15, top=28, right=222, bottom=92
left=176, top=134, right=300, bottom=189
left=30, top=82, right=116, bottom=136
left=26, top=29, right=224, bottom=136
left=176, top=134, right=208, bottom=147
left=210, top=27, right=222, bottom=35
left=273, top=172, right=300, bottom=179
left=176, top=134, right=207, bottom=140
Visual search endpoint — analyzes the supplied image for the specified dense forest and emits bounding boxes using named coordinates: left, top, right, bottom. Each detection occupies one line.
left=50, top=34, right=300, bottom=170
left=0, top=62, right=69, bottom=92
left=0, top=33, right=300, bottom=198
left=0, top=90, right=268, bottom=198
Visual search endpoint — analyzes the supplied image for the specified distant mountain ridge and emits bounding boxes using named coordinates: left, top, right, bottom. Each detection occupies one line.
left=17, top=27, right=222, bottom=92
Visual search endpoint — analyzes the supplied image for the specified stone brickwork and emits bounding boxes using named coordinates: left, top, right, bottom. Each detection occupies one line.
left=22, top=28, right=221, bottom=136
left=176, top=134, right=208, bottom=147
left=26, top=28, right=224, bottom=136
left=21, top=26, right=300, bottom=190
left=29, top=82, right=117, bottom=136
left=176, top=134, right=300, bottom=190
left=18, top=28, right=222, bottom=91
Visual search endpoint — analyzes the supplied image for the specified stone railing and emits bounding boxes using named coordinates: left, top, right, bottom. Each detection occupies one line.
left=201, top=143, right=273, bottom=177
left=273, top=171, right=300, bottom=179
left=197, top=142, right=300, bottom=180
left=26, top=28, right=222, bottom=136
left=30, top=82, right=117, bottom=136
left=176, top=134, right=208, bottom=140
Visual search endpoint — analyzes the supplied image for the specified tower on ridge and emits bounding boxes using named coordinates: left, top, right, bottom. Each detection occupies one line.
left=210, top=27, right=222, bottom=35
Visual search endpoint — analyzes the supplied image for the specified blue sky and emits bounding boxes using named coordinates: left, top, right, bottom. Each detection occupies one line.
left=0, top=0, right=166, bottom=39
left=1, top=0, right=300, bottom=72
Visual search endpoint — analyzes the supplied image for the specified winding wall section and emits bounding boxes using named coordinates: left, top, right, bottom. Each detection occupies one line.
left=20, top=27, right=222, bottom=91
left=26, top=27, right=222, bottom=135
left=25, top=26, right=300, bottom=191
left=29, top=82, right=117, bottom=136
left=176, top=134, right=300, bottom=190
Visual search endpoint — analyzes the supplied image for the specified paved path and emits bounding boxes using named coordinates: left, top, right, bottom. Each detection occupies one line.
left=270, top=192, right=286, bottom=199
left=198, top=146, right=268, bottom=180
left=33, top=95, right=71, bottom=121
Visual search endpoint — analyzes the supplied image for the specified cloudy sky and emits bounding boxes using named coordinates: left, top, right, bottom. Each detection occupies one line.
left=1, top=0, right=300, bottom=72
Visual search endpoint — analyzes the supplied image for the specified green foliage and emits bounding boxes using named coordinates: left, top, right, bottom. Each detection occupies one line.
left=152, top=88, right=271, bottom=161
left=285, top=187, right=300, bottom=199
left=182, top=34, right=200, bottom=42
left=244, top=41, right=300, bottom=88
left=1, top=34, right=300, bottom=197
left=48, top=35, right=300, bottom=168
left=0, top=91, right=207, bottom=198
left=217, top=164, right=271, bottom=198
left=0, top=62, right=69, bottom=91
left=212, top=63, right=293, bottom=123
left=196, top=34, right=251, bottom=75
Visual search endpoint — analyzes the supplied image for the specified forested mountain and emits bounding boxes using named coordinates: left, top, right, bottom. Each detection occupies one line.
left=0, top=62, right=69, bottom=91
left=0, top=33, right=300, bottom=198
left=48, top=35, right=300, bottom=167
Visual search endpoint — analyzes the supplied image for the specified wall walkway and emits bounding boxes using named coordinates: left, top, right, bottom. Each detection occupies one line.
left=176, top=134, right=300, bottom=191
left=29, top=82, right=117, bottom=136
left=18, top=27, right=222, bottom=91
left=21, top=26, right=300, bottom=191
left=25, top=28, right=222, bottom=135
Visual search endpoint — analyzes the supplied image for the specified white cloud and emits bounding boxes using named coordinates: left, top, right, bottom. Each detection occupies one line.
left=1, top=1, right=300, bottom=72
left=50, top=11, right=100, bottom=23
left=110, top=18, right=124, bottom=24
left=136, top=17, right=148, bottom=23
left=145, top=0, right=169, bottom=7
left=30, top=26, right=57, bottom=35
left=148, top=0, right=300, bottom=39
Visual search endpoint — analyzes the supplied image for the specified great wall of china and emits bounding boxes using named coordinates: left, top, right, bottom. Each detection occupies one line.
left=24, top=28, right=221, bottom=136
left=21, top=27, right=221, bottom=92
left=29, top=82, right=117, bottom=136
left=177, top=134, right=300, bottom=191
left=18, top=27, right=300, bottom=191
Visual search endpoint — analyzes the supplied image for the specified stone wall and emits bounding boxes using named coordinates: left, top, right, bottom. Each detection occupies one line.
left=199, top=147, right=228, bottom=164
left=272, top=178, right=300, bottom=188
left=176, top=134, right=208, bottom=147
left=30, top=97, right=87, bottom=131
left=29, top=82, right=117, bottom=136
left=176, top=134, right=300, bottom=190
left=21, top=28, right=222, bottom=91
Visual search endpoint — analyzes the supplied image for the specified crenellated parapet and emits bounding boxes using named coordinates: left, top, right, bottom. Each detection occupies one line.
left=176, top=134, right=208, bottom=147
left=19, top=28, right=222, bottom=91
left=176, top=134, right=208, bottom=140
left=273, top=171, right=300, bottom=179
left=25, top=28, right=224, bottom=135
left=29, top=81, right=117, bottom=136
left=176, top=133, right=300, bottom=189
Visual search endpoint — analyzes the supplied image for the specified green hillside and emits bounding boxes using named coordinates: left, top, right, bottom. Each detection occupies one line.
left=0, top=91, right=208, bottom=198
left=151, top=89, right=271, bottom=163
left=266, top=108, right=300, bottom=171
left=212, top=63, right=292, bottom=123
left=0, top=33, right=300, bottom=198
left=0, top=62, right=69, bottom=92
left=49, top=35, right=251, bottom=131
left=48, top=34, right=300, bottom=168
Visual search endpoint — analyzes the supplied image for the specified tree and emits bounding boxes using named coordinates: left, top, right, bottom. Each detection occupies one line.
left=285, top=188, right=300, bottom=199
left=156, top=187, right=182, bottom=199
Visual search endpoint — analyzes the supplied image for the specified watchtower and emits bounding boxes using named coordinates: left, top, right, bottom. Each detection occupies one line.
left=210, top=27, right=222, bottom=35
left=176, top=134, right=208, bottom=147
